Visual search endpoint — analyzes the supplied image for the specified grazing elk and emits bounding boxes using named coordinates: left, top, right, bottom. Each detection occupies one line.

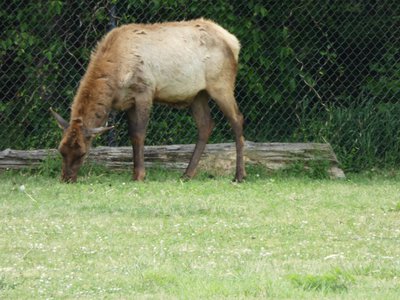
left=51, top=18, right=246, bottom=183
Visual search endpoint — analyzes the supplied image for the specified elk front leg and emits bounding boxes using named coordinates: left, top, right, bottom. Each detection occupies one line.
left=127, top=103, right=151, bottom=181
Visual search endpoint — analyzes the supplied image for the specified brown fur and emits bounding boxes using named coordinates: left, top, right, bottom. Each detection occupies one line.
left=52, top=18, right=245, bottom=182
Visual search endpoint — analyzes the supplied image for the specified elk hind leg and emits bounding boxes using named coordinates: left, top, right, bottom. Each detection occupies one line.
left=183, top=91, right=215, bottom=179
left=207, top=87, right=246, bottom=182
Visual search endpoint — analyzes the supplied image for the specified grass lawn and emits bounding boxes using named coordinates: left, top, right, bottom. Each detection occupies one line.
left=0, top=165, right=399, bottom=299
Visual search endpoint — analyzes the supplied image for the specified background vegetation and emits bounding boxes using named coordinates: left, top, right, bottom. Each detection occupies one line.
left=1, top=0, right=399, bottom=171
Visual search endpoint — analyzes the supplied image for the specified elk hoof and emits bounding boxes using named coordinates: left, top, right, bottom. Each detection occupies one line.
left=233, top=173, right=246, bottom=183
left=180, top=174, right=193, bottom=182
left=133, top=171, right=146, bottom=181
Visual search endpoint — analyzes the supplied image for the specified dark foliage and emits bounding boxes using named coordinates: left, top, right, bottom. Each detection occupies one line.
left=1, top=0, right=399, bottom=171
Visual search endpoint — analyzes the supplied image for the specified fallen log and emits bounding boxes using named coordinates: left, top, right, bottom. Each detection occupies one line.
left=0, top=142, right=345, bottom=178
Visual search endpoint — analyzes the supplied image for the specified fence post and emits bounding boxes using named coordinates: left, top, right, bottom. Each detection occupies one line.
left=107, top=3, right=117, bottom=147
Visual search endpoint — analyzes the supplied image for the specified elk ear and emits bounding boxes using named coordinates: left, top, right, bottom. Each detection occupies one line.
left=85, top=126, right=114, bottom=137
left=50, top=107, right=69, bottom=130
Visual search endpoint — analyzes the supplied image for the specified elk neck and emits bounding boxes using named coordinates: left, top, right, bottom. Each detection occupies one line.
left=70, top=71, right=116, bottom=129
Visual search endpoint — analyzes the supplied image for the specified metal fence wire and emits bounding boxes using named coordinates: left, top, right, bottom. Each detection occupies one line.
left=1, top=1, right=399, bottom=171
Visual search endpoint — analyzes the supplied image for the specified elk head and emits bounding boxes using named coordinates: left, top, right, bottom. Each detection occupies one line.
left=50, top=108, right=113, bottom=182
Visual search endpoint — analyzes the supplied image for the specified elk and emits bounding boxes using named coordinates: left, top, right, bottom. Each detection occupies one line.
left=51, top=18, right=246, bottom=183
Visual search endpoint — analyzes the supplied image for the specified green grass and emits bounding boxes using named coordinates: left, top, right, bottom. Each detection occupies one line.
left=0, top=166, right=399, bottom=299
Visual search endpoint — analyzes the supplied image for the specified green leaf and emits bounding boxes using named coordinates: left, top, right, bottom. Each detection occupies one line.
left=289, top=78, right=297, bottom=92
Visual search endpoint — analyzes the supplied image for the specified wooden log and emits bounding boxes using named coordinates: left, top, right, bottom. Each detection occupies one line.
left=0, top=142, right=345, bottom=178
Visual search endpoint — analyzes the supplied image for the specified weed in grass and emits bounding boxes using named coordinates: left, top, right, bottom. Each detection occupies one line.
left=15, top=154, right=101, bottom=178
left=280, top=160, right=331, bottom=179
left=141, top=270, right=178, bottom=292
left=0, top=276, right=18, bottom=291
left=35, top=153, right=62, bottom=177
left=351, top=264, right=399, bottom=280
left=246, top=160, right=331, bottom=181
left=388, top=202, right=400, bottom=212
left=28, top=154, right=123, bottom=181
left=244, top=164, right=273, bottom=180
left=287, top=268, right=355, bottom=293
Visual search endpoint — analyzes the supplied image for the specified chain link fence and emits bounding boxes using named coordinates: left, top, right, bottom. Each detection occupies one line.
left=1, top=1, right=399, bottom=171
